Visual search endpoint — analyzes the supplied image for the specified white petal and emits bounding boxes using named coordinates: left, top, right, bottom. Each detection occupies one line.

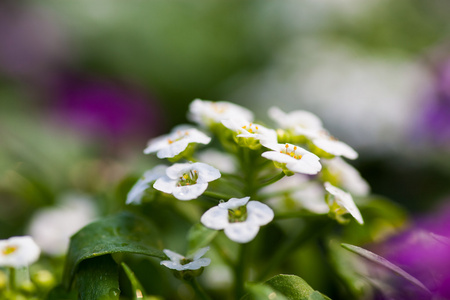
left=246, top=201, right=274, bottom=226
left=224, top=222, right=259, bottom=244
left=286, top=153, right=322, bottom=175
left=172, top=183, right=208, bottom=200
left=218, top=197, right=250, bottom=210
left=160, top=260, right=184, bottom=271
left=196, top=149, right=237, bottom=173
left=126, top=165, right=167, bottom=205
left=313, top=138, right=358, bottom=160
left=261, top=151, right=293, bottom=164
left=192, top=246, right=210, bottom=261
left=325, top=182, right=364, bottom=224
left=192, top=163, right=221, bottom=183
left=143, top=135, right=171, bottom=154
left=183, top=258, right=211, bottom=270
left=0, top=236, right=40, bottom=267
left=156, top=139, right=190, bottom=159
left=163, top=249, right=184, bottom=262
left=153, top=176, right=177, bottom=194
left=269, top=107, right=323, bottom=130
left=201, top=207, right=229, bottom=230
left=323, top=158, right=369, bottom=196
left=166, top=163, right=192, bottom=179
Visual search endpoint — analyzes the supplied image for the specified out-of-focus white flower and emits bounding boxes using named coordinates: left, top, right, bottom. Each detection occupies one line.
left=221, top=119, right=277, bottom=145
left=291, top=182, right=329, bottom=214
left=201, top=197, right=274, bottom=243
left=153, top=162, right=221, bottom=200
left=0, top=236, right=40, bottom=267
left=188, top=99, right=254, bottom=128
left=27, top=194, right=97, bottom=255
left=324, top=182, right=363, bottom=224
left=126, top=165, right=168, bottom=205
left=268, top=106, right=323, bottom=132
left=322, top=158, right=369, bottom=196
left=144, top=125, right=211, bottom=159
left=160, top=247, right=211, bottom=271
left=295, top=127, right=358, bottom=160
left=196, top=149, right=237, bottom=174
left=262, top=143, right=321, bottom=175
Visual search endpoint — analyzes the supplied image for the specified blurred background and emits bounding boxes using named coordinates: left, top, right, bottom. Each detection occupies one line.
left=1, top=0, right=450, bottom=298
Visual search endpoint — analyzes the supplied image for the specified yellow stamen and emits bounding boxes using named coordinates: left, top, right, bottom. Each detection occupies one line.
left=242, top=126, right=246, bottom=129
left=168, top=139, right=173, bottom=144
left=2, top=246, right=17, bottom=255
left=290, top=152, right=294, bottom=157
left=183, top=174, right=189, bottom=179
left=285, top=144, right=289, bottom=148
left=293, top=146, right=297, bottom=150
left=255, top=126, right=259, bottom=130
left=248, top=128, right=253, bottom=133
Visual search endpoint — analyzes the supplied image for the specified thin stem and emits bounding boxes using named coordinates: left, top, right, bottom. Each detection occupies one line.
left=234, top=243, right=248, bottom=299
left=8, top=267, right=16, bottom=291
left=188, top=278, right=211, bottom=300
left=259, top=171, right=285, bottom=188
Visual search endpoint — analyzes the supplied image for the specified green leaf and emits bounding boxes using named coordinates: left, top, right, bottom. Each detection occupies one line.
left=46, top=285, right=77, bottom=300
left=187, top=223, right=218, bottom=256
left=308, top=291, right=328, bottom=300
left=264, top=274, right=324, bottom=300
left=121, top=262, right=146, bottom=300
left=63, top=211, right=166, bottom=289
left=242, top=282, right=288, bottom=300
left=341, top=243, right=431, bottom=294
left=76, top=255, right=120, bottom=300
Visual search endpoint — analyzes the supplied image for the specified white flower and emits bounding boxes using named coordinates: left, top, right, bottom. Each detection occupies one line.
left=221, top=119, right=278, bottom=145
left=261, top=143, right=322, bottom=175
left=201, top=197, right=274, bottom=243
left=27, top=193, right=97, bottom=255
left=188, top=99, right=254, bottom=128
left=295, top=127, right=358, bottom=160
left=268, top=107, right=323, bottom=132
left=0, top=236, right=40, bottom=267
left=160, top=247, right=211, bottom=271
left=126, top=165, right=168, bottom=205
left=322, top=158, right=370, bottom=196
left=153, top=162, right=221, bottom=200
left=144, top=125, right=211, bottom=159
left=324, top=182, right=364, bottom=224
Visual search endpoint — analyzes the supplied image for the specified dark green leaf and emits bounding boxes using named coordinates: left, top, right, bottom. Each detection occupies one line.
left=264, top=274, right=318, bottom=300
left=121, top=262, right=146, bottom=300
left=63, top=211, right=165, bottom=289
left=242, top=282, right=288, bottom=300
left=187, top=223, right=218, bottom=256
left=76, top=255, right=120, bottom=300
left=341, top=243, right=431, bottom=294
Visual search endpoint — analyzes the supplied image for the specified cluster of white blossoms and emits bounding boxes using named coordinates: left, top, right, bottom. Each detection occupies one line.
left=128, top=99, right=369, bottom=272
left=0, top=236, right=40, bottom=268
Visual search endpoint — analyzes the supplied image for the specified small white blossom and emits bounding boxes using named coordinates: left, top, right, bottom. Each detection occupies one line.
left=324, top=182, right=364, bottom=224
left=268, top=107, right=323, bottom=131
left=28, top=193, right=97, bottom=255
left=160, top=247, right=211, bottom=271
left=201, top=197, right=274, bottom=243
left=196, top=149, right=237, bottom=173
left=295, top=127, right=358, bottom=160
left=126, top=165, right=168, bottom=205
left=188, top=99, right=254, bottom=128
left=322, top=158, right=370, bottom=196
left=0, top=236, right=40, bottom=267
left=261, top=143, right=322, bottom=175
left=144, top=125, right=211, bottom=159
left=153, top=162, right=221, bottom=200
left=221, top=119, right=278, bottom=145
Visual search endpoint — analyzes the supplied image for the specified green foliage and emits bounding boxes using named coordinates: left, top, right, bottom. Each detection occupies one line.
left=187, top=223, right=218, bottom=256
left=62, top=211, right=165, bottom=290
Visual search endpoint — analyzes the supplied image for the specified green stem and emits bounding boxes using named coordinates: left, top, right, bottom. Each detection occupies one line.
left=259, top=171, right=285, bottom=188
left=188, top=278, right=211, bottom=300
left=234, top=243, right=248, bottom=299
left=8, top=267, right=16, bottom=291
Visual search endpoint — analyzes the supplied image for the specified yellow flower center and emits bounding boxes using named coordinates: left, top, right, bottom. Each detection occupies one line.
left=279, top=144, right=302, bottom=160
left=2, top=245, right=18, bottom=256
left=178, top=170, right=198, bottom=186
left=241, top=123, right=259, bottom=134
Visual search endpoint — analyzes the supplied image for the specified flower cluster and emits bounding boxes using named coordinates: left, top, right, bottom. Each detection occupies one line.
left=128, top=99, right=368, bottom=276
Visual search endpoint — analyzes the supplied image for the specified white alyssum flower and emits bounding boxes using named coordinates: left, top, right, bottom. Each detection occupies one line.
left=144, top=125, right=211, bottom=159
left=268, top=106, right=323, bottom=132
left=0, top=236, right=40, bottom=267
left=27, top=193, right=97, bottom=255
left=196, top=149, right=237, bottom=174
left=188, top=99, right=254, bottom=128
left=160, top=247, right=211, bottom=271
left=322, top=158, right=370, bottom=196
left=324, top=182, right=364, bottom=224
left=126, top=165, right=168, bottom=205
left=295, top=127, right=358, bottom=160
left=201, top=197, right=274, bottom=243
left=153, top=162, right=221, bottom=200
left=221, top=119, right=278, bottom=145
left=261, top=143, right=322, bottom=175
